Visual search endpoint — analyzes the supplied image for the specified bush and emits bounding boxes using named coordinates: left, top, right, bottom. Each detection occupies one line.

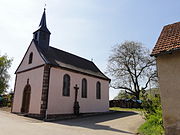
left=138, top=112, right=164, bottom=135
left=0, top=93, right=13, bottom=107
left=138, top=93, right=164, bottom=135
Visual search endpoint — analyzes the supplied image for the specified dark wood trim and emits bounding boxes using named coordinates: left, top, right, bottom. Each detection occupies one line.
left=16, top=64, right=45, bottom=74
left=11, top=75, right=17, bottom=113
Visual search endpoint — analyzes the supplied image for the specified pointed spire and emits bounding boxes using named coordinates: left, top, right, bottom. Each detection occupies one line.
left=39, top=8, right=47, bottom=28
left=33, top=9, right=51, bottom=51
left=35, top=8, right=50, bottom=34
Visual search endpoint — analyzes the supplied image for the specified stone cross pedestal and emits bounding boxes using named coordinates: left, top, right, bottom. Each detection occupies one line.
left=73, top=84, right=80, bottom=115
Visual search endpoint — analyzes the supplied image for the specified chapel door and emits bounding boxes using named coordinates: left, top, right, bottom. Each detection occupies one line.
left=21, top=85, right=31, bottom=113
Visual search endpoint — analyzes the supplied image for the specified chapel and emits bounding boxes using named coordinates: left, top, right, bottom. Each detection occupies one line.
left=12, top=9, right=110, bottom=119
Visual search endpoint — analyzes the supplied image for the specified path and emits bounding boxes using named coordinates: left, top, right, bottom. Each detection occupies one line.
left=0, top=110, right=144, bottom=135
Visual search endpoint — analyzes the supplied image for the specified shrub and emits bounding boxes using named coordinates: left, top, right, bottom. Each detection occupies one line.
left=138, top=112, right=164, bottom=135
left=138, top=93, right=164, bottom=135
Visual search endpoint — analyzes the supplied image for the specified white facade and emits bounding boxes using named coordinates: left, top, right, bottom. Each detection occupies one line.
left=12, top=42, right=45, bottom=114
left=47, top=67, right=109, bottom=114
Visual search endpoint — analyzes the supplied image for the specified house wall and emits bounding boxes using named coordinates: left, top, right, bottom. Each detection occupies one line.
left=12, top=66, right=44, bottom=114
left=157, top=51, right=180, bottom=134
left=47, top=67, right=109, bottom=114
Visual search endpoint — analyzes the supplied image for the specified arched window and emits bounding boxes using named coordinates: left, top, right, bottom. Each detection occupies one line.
left=81, top=78, right=87, bottom=98
left=63, top=74, right=70, bottom=96
left=96, top=81, right=101, bottom=99
left=28, top=52, right=33, bottom=64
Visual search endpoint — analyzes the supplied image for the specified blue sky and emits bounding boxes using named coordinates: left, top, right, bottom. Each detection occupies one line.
left=0, top=0, right=180, bottom=99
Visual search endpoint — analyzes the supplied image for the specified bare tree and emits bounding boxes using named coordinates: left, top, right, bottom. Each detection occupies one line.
left=107, top=41, right=157, bottom=100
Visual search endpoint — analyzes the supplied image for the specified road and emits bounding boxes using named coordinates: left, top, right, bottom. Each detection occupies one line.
left=0, top=110, right=144, bottom=135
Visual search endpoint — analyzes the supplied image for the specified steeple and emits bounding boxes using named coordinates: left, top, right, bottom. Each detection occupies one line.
left=33, top=9, right=51, bottom=51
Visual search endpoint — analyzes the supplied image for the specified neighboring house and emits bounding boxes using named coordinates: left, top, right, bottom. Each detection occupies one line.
left=151, top=22, right=180, bottom=135
left=12, top=10, right=110, bottom=119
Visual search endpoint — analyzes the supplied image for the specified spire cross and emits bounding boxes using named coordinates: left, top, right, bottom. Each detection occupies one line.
left=44, top=1, right=47, bottom=10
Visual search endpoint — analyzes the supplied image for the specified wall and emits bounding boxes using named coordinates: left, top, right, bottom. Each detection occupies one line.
left=47, top=67, right=109, bottom=114
left=12, top=67, right=44, bottom=114
left=12, top=41, right=45, bottom=114
left=157, top=51, right=180, bottom=134
left=16, top=41, right=45, bottom=73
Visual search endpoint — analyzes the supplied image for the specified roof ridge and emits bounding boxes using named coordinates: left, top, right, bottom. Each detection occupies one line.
left=164, top=21, right=180, bottom=27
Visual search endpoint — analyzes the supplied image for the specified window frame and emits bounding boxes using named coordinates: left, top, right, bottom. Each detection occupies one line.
left=81, top=78, right=87, bottom=98
left=96, top=81, right=101, bottom=99
left=28, top=52, right=33, bottom=64
left=62, top=74, right=70, bottom=96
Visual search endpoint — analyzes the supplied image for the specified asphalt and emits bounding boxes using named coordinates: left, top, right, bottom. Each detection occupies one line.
left=0, top=110, right=144, bottom=135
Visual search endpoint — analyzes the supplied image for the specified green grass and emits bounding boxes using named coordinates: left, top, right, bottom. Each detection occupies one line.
left=138, top=111, right=164, bottom=135
left=138, top=117, right=164, bottom=135
left=109, top=107, right=143, bottom=112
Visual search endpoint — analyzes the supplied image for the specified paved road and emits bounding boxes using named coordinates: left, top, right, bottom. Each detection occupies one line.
left=0, top=110, right=144, bottom=135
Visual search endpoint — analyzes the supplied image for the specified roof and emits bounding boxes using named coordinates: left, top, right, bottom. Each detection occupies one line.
left=33, top=9, right=51, bottom=34
left=34, top=40, right=110, bottom=81
left=151, top=22, right=180, bottom=56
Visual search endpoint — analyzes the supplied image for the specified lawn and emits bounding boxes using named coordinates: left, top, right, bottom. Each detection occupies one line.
left=109, top=107, right=143, bottom=112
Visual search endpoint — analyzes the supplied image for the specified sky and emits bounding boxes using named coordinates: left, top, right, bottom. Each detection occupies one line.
left=0, top=0, right=180, bottom=99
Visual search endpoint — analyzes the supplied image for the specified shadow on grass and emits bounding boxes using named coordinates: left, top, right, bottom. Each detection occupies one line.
left=51, top=111, right=138, bottom=134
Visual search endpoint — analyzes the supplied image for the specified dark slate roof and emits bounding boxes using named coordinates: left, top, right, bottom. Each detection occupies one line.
left=151, top=22, right=180, bottom=56
left=33, top=9, right=51, bottom=34
left=35, top=41, right=110, bottom=81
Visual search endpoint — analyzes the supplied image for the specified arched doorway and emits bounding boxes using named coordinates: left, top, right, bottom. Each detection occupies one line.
left=21, top=84, right=31, bottom=113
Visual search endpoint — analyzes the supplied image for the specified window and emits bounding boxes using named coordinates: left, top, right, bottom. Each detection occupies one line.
left=28, top=52, right=33, bottom=64
left=81, top=78, right=87, bottom=98
left=96, top=81, right=101, bottom=99
left=63, top=74, right=70, bottom=96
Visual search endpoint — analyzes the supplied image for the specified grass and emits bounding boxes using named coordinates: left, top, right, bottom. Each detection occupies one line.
left=138, top=116, right=164, bottom=135
left=109, top=107, right=143, bottom=112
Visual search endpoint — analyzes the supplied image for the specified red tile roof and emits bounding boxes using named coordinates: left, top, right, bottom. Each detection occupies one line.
left=151, top=22, right=180, bottom=56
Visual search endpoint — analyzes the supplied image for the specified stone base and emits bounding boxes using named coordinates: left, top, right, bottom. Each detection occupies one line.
left=12, top=111, right=114, bottom=121
left=12, top=112, right=44, bottom=120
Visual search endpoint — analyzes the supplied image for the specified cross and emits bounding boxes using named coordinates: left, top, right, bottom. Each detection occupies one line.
left=74, top=84, right=79, bottom=103
left=73, top=84, right=80, bottom=115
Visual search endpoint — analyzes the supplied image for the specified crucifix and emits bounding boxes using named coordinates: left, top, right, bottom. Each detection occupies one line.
left=73, top=84, right=80, bottom=115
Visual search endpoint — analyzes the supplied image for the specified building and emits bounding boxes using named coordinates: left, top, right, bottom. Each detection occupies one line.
left=12, top=9, right=110, bottom=119
left=151, top=22, right=180, bottom=135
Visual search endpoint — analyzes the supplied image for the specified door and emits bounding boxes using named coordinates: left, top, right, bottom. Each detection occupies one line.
left=21, top=84, right=31, bottom=113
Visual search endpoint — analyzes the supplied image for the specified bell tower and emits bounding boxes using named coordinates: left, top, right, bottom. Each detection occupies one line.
left=33, top=9, right=51, bottom=51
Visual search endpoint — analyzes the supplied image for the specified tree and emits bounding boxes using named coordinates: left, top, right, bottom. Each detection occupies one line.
left=0, top=54, right=12, bottom=94
left=114, top=90, right=134, bottom=100
left=107, top=41, right=157, bottom=100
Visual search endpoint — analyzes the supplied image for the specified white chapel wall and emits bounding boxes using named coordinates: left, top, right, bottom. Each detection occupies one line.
left=47, top=67, right=109, bottom=114
left=13, top=40, right=45, bottom=114
left=16, top=41, right=45, bottom=73
left=12, top=66, right=44, bottom=114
